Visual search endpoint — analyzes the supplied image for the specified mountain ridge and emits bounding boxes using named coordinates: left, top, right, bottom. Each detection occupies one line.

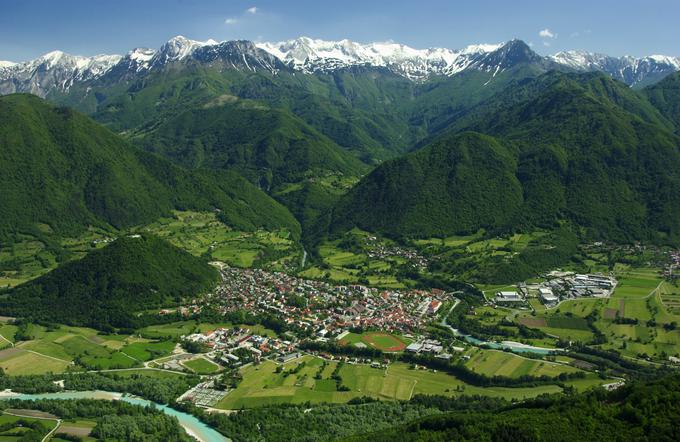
left=1, top=36, right=678, bottom=97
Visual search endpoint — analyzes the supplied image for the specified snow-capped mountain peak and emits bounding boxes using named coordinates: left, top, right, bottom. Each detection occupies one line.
left=1, top=36, right=678, bottom=97
left=256, top=37, right=504, bottom=80
left=549, top=50, right=680, bottom=86
left=152, top=35, right=219, bottom=65
left=0, top=49, right=122, bottom=95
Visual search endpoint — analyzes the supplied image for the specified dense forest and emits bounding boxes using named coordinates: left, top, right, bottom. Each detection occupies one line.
left=0, top=235, right=219, bottom=329
left=0, top=398, right=191, bottom=442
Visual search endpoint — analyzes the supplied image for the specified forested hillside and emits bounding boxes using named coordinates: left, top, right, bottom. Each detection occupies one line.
left=0, top=235, right=218, bottom=329
left=330, top=132, right=523, bottom=237
left=137, top=96, right=366, bottom=190
left=645, top=72, right=680, bottom=132
left=0, top=94, right=300, bottom=239
left=330, top=72, right=680, bottom=244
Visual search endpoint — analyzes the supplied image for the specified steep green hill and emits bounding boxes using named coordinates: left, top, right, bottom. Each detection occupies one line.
left=0, top=94, right=300, bottom=239
left=330, top=73, right=680, bottom=244
left=645, top=72, right=680, bottom=132
left=0, top=234, right=218, bottom=329
left=137, top=96, right=367, bottom=190
left=331, top=132, right=523, bottom=237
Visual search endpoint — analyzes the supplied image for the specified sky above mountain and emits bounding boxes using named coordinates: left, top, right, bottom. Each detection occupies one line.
left=1, top=0, right=678, bottom=61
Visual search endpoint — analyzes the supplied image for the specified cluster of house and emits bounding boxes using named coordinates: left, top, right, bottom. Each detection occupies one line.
left=183, top=326, right=296, bottom=367
left=201, top=267, right=453, bottom=338
left=664, top=250, right=679, bottom=280
left=364, top=235, right=429, bottom=270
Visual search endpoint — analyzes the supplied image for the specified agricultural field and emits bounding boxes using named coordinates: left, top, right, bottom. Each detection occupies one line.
left=338, top=332, right=410, bottom=352
left=139, top=320, right=278, bottom=339
left=0, top=348, right=70, bottom=375
left=138, top=211, right=300, bottom=270
left=299, top=229, right=416, bottom=288
left=0, top=322, right=182, bottom=374
left=659, top=281, right=680, bottom=315
left=0, top=228, right=114, bottom=288
left=464, top=349, right=580, bottom=378
left=54, top=419, right=96, bottom=441
left=215, top=355, right=583, bottom=409
left=183, top=357, right=221, bottom=374
left=612, top=266, right=662, bottom=299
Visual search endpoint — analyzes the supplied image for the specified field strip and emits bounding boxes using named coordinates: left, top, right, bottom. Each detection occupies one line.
left=484, top=349, right=573, bottom=368
left=41, top=419, right=61, bottom=442
left=0, top=333, right=13, bottom=347
left=92, top=367, right=191, bottom=376
left=120, top=351, right=141, bottom=362
left=645, top=280, right=665, bottom=299
left=16, top=348, right=72, bottom=364
left=408, top=379, right=418, bottom=400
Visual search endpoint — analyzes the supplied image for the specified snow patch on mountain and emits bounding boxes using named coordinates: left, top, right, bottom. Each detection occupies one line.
left=256, top=37, right=503, bottom=80
left=550, top=50, right=680, bottom=86
left=1, top=36, right=679, bottom=97
left=149, top=35, right=218, bottom=67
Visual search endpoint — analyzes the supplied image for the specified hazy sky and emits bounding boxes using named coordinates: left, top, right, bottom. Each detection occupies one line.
left=1, top=0, right=678, bottom=61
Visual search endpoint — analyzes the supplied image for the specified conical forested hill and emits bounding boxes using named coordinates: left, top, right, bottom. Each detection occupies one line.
left=0, top=234, right=218, bottom=329
left=0, top=94, right=300, bottom=239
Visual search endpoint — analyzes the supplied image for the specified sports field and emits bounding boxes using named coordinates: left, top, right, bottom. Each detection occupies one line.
left=183, top=357, right=221, bottom=374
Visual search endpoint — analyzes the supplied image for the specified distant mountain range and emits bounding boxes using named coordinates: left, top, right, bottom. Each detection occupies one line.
left=1, top=36, right=678, bottom=97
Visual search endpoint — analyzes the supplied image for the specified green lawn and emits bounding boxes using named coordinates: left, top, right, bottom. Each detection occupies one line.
left=121, top=340, right=175, bottom=361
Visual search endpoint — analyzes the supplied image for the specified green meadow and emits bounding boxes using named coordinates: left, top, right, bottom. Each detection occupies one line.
left=215, top=355, right=594, bottom=409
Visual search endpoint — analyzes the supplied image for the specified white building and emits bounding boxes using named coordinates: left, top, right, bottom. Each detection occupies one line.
left=496, top=291, right=523, bottom=302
